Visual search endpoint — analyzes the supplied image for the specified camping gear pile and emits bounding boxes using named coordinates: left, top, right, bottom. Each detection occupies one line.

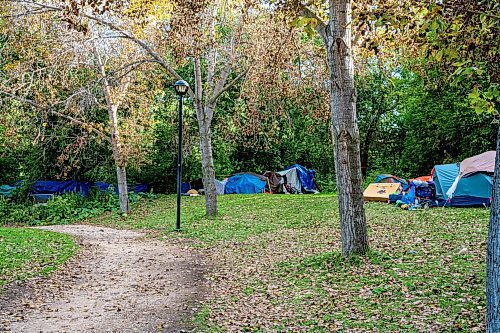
left=182, top=164, right=319, bottom=196
left=363, top=151, right=495, bottom=209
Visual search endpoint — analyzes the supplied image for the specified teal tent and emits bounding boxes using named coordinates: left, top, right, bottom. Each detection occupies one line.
left=432, top=163, right=492, bottom=207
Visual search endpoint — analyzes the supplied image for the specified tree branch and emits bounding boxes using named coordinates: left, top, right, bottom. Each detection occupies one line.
left=0, top=89, right=112, bottom=143
left=209, top=67, right=249, bottom=105
left=299, top=5, right=328, bottom=42
left=7, top=0, right=195, bottom=99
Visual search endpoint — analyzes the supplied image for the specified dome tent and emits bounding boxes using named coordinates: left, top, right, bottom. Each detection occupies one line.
left=375, top=174, right=409, bottom=192
left=432, top=163, right=492, bottom=207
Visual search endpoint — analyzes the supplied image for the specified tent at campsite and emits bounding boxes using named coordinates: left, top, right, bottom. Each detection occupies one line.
left=184, top=165, right=319, bottom=196
left=432, top=154, right=494, bottom=207
left=224, top=173, right=268, bottom=194
left=277, top=164, right=318, bottom=194
left=375, top=174, right=409, bottom=191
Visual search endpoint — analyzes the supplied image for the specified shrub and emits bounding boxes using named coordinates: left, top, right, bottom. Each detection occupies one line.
left=0, top=191, right=153, bottom=226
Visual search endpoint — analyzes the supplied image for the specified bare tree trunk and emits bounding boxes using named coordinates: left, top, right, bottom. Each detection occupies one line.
left=193, top=56, right=218, bottom=217
left=487, top=125, right=500, bottom=332
left=328, top=0, right=368, bottom=256
left=108, top=104, right=130, bottom=215
left=116, top=164, right=130, bottom=214
left=199, top=117, right=218, bottom=216
left=95, top=48, right=130, bottom=215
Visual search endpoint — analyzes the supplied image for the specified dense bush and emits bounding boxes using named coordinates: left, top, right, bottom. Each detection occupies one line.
left=0, top=191, right=153, bottom=226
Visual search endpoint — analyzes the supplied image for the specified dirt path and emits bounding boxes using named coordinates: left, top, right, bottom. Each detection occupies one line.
left=0, top=225, right=205, bottom=333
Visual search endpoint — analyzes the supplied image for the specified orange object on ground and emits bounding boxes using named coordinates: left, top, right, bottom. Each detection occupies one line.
left=410, top=176, right=432, bottom=182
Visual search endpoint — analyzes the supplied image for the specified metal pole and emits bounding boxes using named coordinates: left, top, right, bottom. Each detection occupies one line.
left=176, top=95, right=183, bottom=231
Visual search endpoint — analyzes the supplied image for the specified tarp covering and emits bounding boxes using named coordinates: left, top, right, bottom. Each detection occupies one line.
left=181, top=182, right=190, bottom=194
left=363, top=183, right=402, bottom=202
left=284, top=164, right=317, bottom=192
left=94, top=182, right=149, bottom=194
left=459, top=151, right=496, bottom=176
left=446, top=151, right=495, bottom=198
left=263, top=171, right=284, bottom=194
left=0, top=184, right=16, bottom=198
left=375, top=174, right=409, bottom=191
left=433, top=163, right=492, bottom=206
left=31, top=180, right=91, bottom=197
left=224, top=173, right=267, bottom=194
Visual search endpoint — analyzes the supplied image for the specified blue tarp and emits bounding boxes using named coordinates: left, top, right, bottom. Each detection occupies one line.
left=402, top=186, right=416, bottom=204
left=181, top=182, right=190, bottom=194
left=284, top=164, right=317, bottom=192
left=433, top=163, right=492, bottom=207
left=224, top=173, right=267, bottom=194
left=94, top=182, right=149, bottom=194
left=0, top=180, right=149, bottom=198
left=375, top=174, right=409, bottom=192
left=31, top=180, right=91, bottom=197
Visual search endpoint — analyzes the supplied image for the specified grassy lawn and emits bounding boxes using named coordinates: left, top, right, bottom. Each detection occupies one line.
left=0, top=228, right=78, bottom=289
left=87, top=194, right=488, bottom=332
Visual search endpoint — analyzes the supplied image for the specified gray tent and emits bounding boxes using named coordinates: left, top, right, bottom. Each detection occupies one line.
left=277, top=168, right=302, bottom=194
left=215, top=179, right=226, bottom=195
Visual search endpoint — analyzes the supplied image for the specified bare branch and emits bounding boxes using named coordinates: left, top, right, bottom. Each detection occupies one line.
left=0, top=89, right=111, bottom=143
left=6, top=0, right=195, bottom=99
left=299, top=5, right=328, bottom=42
left=209, top=67, right=250, bottom=105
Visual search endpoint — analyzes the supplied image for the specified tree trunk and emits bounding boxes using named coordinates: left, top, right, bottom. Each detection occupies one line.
left=487, top=125, right=500, bottom=332
left=109, top=104, right=130, bottom=215
left=95, top=48, right=130, bottom=215
left=199, top=117, right=218, bottom=217
left=328, top=0, right=368, bottom=257
left=193, top=56, right=218, bottom=217
left=116, top=164, right=130, bottom=214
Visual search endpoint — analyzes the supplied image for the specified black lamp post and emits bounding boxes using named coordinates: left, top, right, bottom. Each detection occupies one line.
left=173, top=80, right=189, bottom=231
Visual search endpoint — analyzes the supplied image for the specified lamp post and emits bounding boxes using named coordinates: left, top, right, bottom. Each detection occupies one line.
left=173, top=80, right=189, bottom=231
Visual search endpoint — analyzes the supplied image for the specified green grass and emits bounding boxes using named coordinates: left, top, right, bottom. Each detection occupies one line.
left=86, top=194, right=489, bottom=332
left=88, top=194, right=337, bottom=243
left=0, top=228, right=78, bottom=289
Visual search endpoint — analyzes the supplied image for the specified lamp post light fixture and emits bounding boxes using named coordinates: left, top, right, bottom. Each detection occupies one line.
left=173, top=80, right=189, bottom=231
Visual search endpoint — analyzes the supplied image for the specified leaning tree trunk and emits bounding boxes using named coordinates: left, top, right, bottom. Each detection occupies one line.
left=327, top=0, right=368, bottom=257
left=109, top=105, right=130, bottom=214
left=198, top=107, right=218, bottom=217
left=487, top=125, right=500, bottom=332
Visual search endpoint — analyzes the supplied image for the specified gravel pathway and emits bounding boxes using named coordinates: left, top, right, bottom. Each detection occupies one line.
left=0, top=225, right=205, bottom=333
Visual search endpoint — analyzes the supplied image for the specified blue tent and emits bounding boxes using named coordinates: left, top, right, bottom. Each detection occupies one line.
left=284, top=164, right=317, bottom=192
left=433, top=163, right=492, bottom=207
left=375, top=174, right=409, bottom=191
left=224, top=173, right=267, bottom=194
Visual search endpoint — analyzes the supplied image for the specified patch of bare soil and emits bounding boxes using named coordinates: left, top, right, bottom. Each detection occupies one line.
left=0, top=225, right=206, bottom=333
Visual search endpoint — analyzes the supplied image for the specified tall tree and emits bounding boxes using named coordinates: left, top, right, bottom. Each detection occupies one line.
left=0, top=6, right=157, bottom=213
left=287, top=0, right=369, bottom=256
left=5, top=0, right=260, bottom=216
